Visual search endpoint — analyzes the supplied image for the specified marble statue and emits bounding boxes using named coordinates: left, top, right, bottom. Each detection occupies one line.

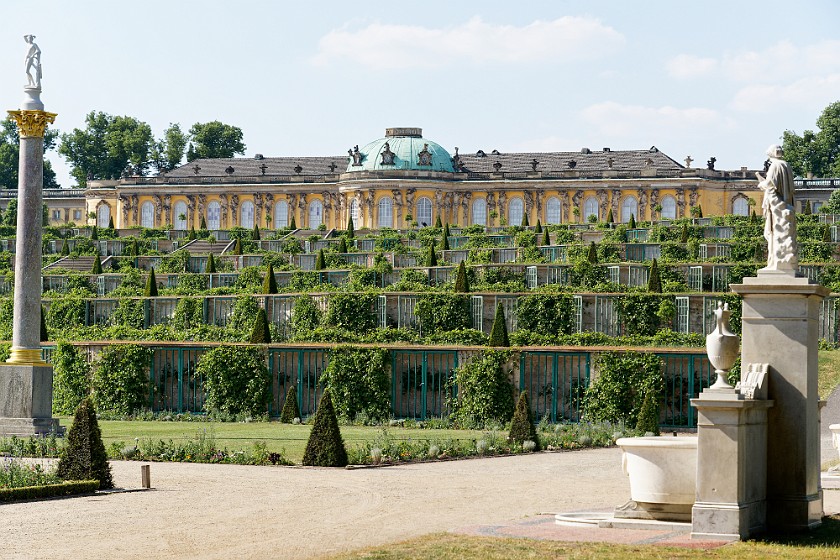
left=24, top=35, right=41, bottom=89
left=756, top=144, right=797, bottom=271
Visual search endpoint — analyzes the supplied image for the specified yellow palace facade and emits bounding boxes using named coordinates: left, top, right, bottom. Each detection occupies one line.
left=84, top=127, right=761, bottom=231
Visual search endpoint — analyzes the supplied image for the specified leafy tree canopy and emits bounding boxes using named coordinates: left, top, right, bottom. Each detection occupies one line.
left=187, top=121, right=246, bottom=161
left=782, top=100, right=840, bottom=178
left=0, top=118, right=60, bottom=189
left=149, top=123, right=189, bottom=174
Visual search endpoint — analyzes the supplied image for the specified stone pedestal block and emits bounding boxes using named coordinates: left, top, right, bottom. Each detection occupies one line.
left=691, top=392, right=772, bottom=540
left=0, top=364, right=61, bottom=435
left=731, top=274, right=828, bottom=531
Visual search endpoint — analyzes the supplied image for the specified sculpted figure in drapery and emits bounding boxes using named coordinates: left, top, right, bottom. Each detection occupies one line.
left=230, top=195, right=239, bottom=226
left=321, top=191, right=332, bottom=225
left=638, top=188, right=648, bottom=222
left=757, top=144, right=797, bottom=271
left=497, top=191, right=507, bottom=219
left=391, top=189, right=403, bottom=227
left=264, top=193, right=274, bottom=226
left=253, top=193, right=264, bottom=228
left=572, top=190, right=583, bottom=221
left=120, top=195, right=130, bottom=225
left=597, top=189, right=609, bottom=217
left=405, top=188, right=416, bottom=219
left=219, top=194, right=229, bottom=228
left=153, top=195, right=163, bottom=227
left=185, top=195, right=195, bottom=228
left=462, top=192, right=472, bottom=224
left=675, top=188, right=686, bottom=218
left=197, top=195, right=206, bottom=228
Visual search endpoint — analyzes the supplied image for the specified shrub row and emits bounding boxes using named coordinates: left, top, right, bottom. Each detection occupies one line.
left=0, top=480, right=100, bottom=503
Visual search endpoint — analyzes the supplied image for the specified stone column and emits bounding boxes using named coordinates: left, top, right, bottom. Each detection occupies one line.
left=731, top=273, right=828, bottom=531
left=0, top=79, right=61, bottom=435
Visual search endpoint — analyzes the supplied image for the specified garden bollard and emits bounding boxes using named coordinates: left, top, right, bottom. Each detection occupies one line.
left=141, top=464, right=151, bottom=489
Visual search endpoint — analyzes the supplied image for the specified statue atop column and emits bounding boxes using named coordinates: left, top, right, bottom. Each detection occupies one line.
left=756, top=144, right=797, bottom=272
left=24, top=35, right=42, bottom=89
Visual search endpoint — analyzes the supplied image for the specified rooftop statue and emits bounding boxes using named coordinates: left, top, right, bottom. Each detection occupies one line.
left=756, top=144, right=797, bottom=271
left=24, top=35, right=42, bottom=89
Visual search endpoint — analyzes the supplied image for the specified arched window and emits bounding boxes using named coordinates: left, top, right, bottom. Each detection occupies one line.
left=309, top=199, right=323, bottom=228
left=732, top=197, right=749, bottom=216
left=207, top=201, right=221, bottom=230
left=472, top=198, right=487, bottom=226
left=416, top=197, right=432, bottom=227
left=546, top=197, right=561, bottom=224
left=97, top=204, right=110, bottom=228
left=350, top=198, right=360, bottom=229
left=174, top=201, right=188, bottom=230
left=274, top=200, right=288, bottom=228
left=583, top=197, right=599, bottom=222
left=140, top=201, right=154, bottom=228
left=621, top=196, right=638, bottom=223
left=508, top=198, right=524, bottom=226
left=378, top=197, right=393, bottom=229
left=240, top=201, right=255, bottom=229
left=660, top=196, right=677, bottom=220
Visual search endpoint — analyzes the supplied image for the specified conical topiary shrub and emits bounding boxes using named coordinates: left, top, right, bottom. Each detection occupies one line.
left=606, top=208, right=614, bottom=223
left=315, top=248, right=326, bottom=270
left=441, top=231, right=450, bottom=251
left=252, top=223, right=261, bottom=240
left=636, top=389, right=661, bottom=436
left=60, top=239, right=69, bottom=256
left=188, top=227, right=196, bottom=241
left=290, top=214, right=297, bottom=229
left=144, top=268, right=159, bottom=297
left=804, top=200, right=812, bottom=215
left=337, top=237, right=348, bottom=254
left=454, top=261, right=469, bottom=292
left=443, top=221, right=451, bottom=240
left=824, top=225, right=831, bottom=243
left=534, top=219, right=542, bottom=234
left=262, top=263, right=278, bottom=294
left=40, top=304, right=48, bottom=342
left=648, top=258, right=662, bottom=293
left=427, top=244, right=437, bottom=267
left=541, top=228, right=550, bottom=246
left=697, top=205, right=703, bottom=218
left=680, top=223, right=689, bottom=244
left=57, top=397, right=113, bottom=489
left=587, top=241, right=598, bottom=264
left=302, top=389, right=348, bottom=467
left=346, top=216, right=355, bottom=238
left=200, top=215, right=207, bottom=230
left=249, top=308, right=272, bottom=343
left=91, top=254, right=103, bottom=274
left=279, top=385, right=301, bottom=423
left=90, top=225, right=98, bottom=241
left=521, top=212, right=529, bottom=227
left=509, top=391, right=540, bottom=450
left=108, top=216, right=114, bottom=230
left=232, top=238, right=242, bottom=255
left=628, top=214, right=636, bottom=229
left=489, top=304, right=509, bottom=347
left=435, top=215, right=443, bottom=228
left=206, top=253, right=217, bottom=273
left=130, top=238, right=139, bottom=257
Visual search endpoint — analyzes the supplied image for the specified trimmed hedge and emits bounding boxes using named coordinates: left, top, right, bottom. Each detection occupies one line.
left=0, top=480, right=100, bottom=503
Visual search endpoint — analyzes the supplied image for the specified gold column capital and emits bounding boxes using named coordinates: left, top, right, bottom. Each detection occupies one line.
left=7, top=110, right=57, bottom=138
left=5, top=347, right=48, bottom=366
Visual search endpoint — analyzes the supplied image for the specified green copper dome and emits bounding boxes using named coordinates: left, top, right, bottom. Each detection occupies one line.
left=346, top=128, right=454, bottom=173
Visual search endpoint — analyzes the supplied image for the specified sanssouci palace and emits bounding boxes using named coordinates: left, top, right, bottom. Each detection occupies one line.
left=5, top=127, right=836, bottom=229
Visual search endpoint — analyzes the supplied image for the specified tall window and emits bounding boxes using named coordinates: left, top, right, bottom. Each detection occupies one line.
left=546, top=197, right=561, bottom=224
left=583, top=197, right=599, bottom=221
left=471, top=197, right=487, bottom=226
left=240, top=201, right=255, bottom=228
left=97, top=204, right=110, bottom=228
left=416, top=197, right=432, bottom=227
left=207, top=201, right=221, bottom=230
left=275, top=200, right=289, bottom=228
left=309, top=200, right=323, bottom=228
left=140, top=201, right=154, bottom=228
left=174, top=201, right=188, bottom=230
left=660, top=195, right=677, bottom=220
left=378, top=197, right=393, bottom=229
left=508, top=197, right=524, bottom=226
left=350, top=198, right=360, bottom=229
left=732, top=197, right=749, bottom=216
left=621, top=196, right=638, bottom=223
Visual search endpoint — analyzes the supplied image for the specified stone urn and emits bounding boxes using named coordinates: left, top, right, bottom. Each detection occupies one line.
left=706, top=302, right=740, bottom=389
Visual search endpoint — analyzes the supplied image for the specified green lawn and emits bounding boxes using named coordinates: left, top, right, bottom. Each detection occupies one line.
left=819, top=349, right=840, bottom=400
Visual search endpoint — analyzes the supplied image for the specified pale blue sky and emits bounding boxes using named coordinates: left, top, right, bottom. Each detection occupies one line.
left=2, top=0, right=838, bottom=186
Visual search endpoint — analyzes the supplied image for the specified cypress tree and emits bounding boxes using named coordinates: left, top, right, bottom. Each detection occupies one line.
left=435, top=215, right=442, bottom=228
left=441, top=231, right=450, bottom=251
left=206, top=253, right=217, bottom=273
left=315, top=248, right=326, bottom=270
left=232, top=238, right=242, bottom=255
left=534, top=219, right=542, bottom=234
left=521, top=212, right=529, bottom=227
left=443, top=221, right=451, bottom=239
left=249, top=308, right=272, bottom=343
left=279, top=385, right=301, bottom=423
left=647, top=258, right=662, bottom=293
left=750, top=209, right=758, bottom=224
left=252, top=223, right=261, bottom=240
left=57, top=398, right=113, bottom=489
left=60, top=239, right=70, bottom=256
left=489, top=304, right=510, bottom=347
left=823, top=225, right=831, bottom=243
left=188, top=227, right=197, bottom=241
left=107, top=216, right=114, bottom=230
left=40, top=304, right=48, bottom=342
left=697, top=205, right=703, bottom=218
left=541, top=228, right=550, bottom=246
left=90, top=225, right=98, bottom=240
left=346, top=216, right=355, bottom=238
left=680, top=223, right=689, bottom=244
left=337, top=237, right=348, bottom=254
left=454, top=261, right=469, bottom=292
left=606, top=208, right=614, bottom=223
left=636, top=389, right=661, bottom=436
left=628, top=214, right=636, bottom=229
left=427, top=243, right=438, bottom=267
left=91, top=253, right=103, bottom=274
left=509, top=391, right=540, bottom=450
left=130, top=238, right=139, bottom=257
left=262, top=263, right=278, bottom=294
left=587, top=241, right=598, bottom=264
left=302, top=389, right=348, bottom=467
left=804, top=200, right=812, bottom=215
left=200, top=215, right=207, bottom=230
left=144, top=268, right=159, bottom=297
left=290, top=214, right=297, bottom=229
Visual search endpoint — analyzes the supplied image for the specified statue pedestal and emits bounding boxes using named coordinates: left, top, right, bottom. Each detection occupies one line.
left=0, top=364, right=61, bottom=435
left=731, top=273, right=827, bottom=531
left=691, top=390, right=772, bottom=540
